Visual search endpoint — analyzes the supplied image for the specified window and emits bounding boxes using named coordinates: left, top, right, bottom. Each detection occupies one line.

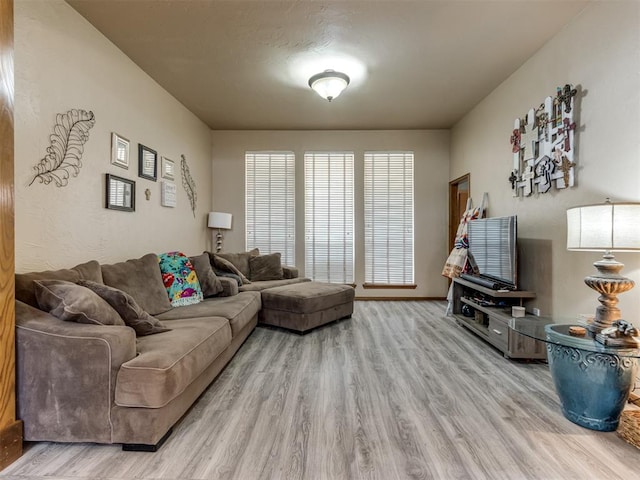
left=304, top=152, right=354, bottom=283
left=364, top=151, right=414, bottom=285
left=245, top=151, right=295, bottom=265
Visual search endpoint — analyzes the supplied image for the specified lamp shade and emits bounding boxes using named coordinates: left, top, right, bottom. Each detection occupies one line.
left=208, top=211, right=232, bottom=230
left=567, top=202, right=640, bottom=252
left=308, top=70, right=350, bottom=102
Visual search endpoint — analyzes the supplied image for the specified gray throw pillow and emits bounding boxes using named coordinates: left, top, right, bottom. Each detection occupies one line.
left=15, top=259, right=103, bottom=308
left=190, top=253, right=223, bottom=297
left=101, top=253, right=172, bottom=316
left=34, top=279, right=124, bottom=326
left=214, top=248, right=259, bottom=278
left=79, top=280, right=170, bottom=336
left=211, top=254, right=251, bottom=285
left=249, top=253, right=283, bottom=281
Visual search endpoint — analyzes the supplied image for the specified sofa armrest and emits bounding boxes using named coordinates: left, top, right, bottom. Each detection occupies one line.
left=282, top=265, right=299, bottom=279
left=15, top=300, right=137, bottom=443
left=218, top=276, right=239, bottom=296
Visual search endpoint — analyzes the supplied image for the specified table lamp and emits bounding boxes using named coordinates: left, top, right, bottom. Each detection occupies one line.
left=208, top=212, right=232, bottom=252
left=566, top=199, right=640, bottom=333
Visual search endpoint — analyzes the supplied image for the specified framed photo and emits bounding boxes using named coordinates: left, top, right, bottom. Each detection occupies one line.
left=105, top=174, right=135, bottom=212
left=161, top=156, right=175, bottom=180
left=161, top=181, right=177, bottom=207
left=138, top=144, right=158, bottom=181
left=111, top=133, right=130, bottom=169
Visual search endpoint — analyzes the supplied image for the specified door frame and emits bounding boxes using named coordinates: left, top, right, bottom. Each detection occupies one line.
left=448, top=173, right=470, bottom=252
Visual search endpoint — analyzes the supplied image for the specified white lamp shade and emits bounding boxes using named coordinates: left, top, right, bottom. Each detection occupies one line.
left=308, top=70, right=350, bottom=101
left=208, top=211, right=232, bottom=230
left=567, top=203, right=640, bottom=252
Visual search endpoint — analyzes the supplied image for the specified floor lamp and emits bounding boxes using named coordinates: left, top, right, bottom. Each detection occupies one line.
left=208, top=212, right=232, bottom=252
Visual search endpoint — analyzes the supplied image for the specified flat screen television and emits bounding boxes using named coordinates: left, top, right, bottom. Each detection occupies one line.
left=466, top=215, right=518, bottom=289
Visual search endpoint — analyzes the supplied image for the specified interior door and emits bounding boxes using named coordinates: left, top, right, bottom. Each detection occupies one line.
left=448, top=173, right=470, bottom=252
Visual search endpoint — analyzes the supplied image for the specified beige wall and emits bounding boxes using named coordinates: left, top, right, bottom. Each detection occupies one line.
left=451, top=2, right=640, bottom=324
left=14, top=0, right=213, bottom=272
left=211, top=130, right=450, bottom=298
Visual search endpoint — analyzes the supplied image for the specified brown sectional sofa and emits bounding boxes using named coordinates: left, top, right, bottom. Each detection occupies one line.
left=14, top=251, right=309, bottom=450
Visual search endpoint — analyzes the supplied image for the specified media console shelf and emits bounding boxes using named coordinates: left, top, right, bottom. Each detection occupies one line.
left=451, top=277, right=549, bottom=359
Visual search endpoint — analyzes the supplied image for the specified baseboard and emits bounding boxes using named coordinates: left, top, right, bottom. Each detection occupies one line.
left=0, top=420, right=23, bottom=470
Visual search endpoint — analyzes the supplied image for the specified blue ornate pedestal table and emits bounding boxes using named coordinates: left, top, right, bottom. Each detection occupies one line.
left=512, top=321, right=639, bottom=432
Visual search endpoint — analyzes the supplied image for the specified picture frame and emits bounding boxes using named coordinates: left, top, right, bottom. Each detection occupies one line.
left=111, top=133, right=130, bottom=169
left=161, top=156, right=175, bottom=180
left=105, top=174, right=135, bottom=212
left=161, top=181, right=177, bottom=207
left=138, top=144, right=158, bottom=181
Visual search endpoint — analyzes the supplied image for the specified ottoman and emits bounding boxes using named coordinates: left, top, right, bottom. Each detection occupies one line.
left=259, top=282, right=355, bottom=333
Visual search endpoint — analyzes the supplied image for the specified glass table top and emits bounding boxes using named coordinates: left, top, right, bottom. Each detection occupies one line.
left=510, top=318, right=640, bottom=359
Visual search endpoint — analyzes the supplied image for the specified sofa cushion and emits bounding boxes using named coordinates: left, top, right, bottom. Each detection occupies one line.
left=16, top=260, right=103, bottom=308
left=101, top=253, right=172, bottom=316
left=115, top=317, right=232, bottom=408
left=213, top=248, right=259, bottom=278
left=156, top=291, right=261, bottom=337
left=158, top=252, right=203, bottom=307
left=249, top=253, right=283, bottom=281
left=238, top=277, right=311, bottom=292
left=34, top=279, right=124, bottom=326
left=78, top=280, right=171, bottom=336
left=189, top=253, right=223, bottom=297
left=212, top=255, right=251, bottom=285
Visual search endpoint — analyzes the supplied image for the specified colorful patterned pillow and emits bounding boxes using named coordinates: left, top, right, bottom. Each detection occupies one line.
left=158, top=252, right=203, bottom=307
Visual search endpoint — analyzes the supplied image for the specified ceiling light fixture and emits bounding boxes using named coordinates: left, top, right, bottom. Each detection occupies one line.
left=308, top=69, right=350, bottom=102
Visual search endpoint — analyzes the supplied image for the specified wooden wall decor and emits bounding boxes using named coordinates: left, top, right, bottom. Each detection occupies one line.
left=180, top=154, right=197, bottom=217
left=509, top=84, right=578, bottom=197
left=0, top=0, right=22, bottom=470
left=29, top=109, right=96, bottom=187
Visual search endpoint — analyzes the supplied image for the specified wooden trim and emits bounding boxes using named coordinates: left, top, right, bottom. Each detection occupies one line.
left=0, top=0, right=20, bottom=470
left=355, top=297, right=447, bottom=301
left=0, top=420, right=22, bottom=469
left=362, top=283, right=417, bottom=289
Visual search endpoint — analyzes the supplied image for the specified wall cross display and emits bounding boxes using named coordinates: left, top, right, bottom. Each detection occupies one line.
left=508, top=84, right=579, bottom=197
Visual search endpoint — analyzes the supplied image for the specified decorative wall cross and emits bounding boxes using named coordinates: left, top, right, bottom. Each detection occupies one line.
left=508, top=84, right=578, bottom=197
left=558, top=84, right=577, bottom=113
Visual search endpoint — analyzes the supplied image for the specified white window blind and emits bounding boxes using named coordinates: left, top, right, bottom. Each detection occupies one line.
left=364, top=151, right=414, bottom=285
left=245, top=151, right=295, bottom=266
left=304, top=152, right=354, bottom=283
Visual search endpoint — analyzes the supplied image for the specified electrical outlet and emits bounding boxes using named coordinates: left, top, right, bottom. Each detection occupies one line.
left=532, top=308, right=541, bottom=316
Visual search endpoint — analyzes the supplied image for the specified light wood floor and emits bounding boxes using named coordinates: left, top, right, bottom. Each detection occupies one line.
left=2, top=301, right=639, bottom=480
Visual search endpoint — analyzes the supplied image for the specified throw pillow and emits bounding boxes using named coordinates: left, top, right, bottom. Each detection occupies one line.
left=189, top=253, right=223, bottom=297
left=101, top=253, right=172, bottom=315
left=78, top=280, right=170, bottom=336
left=249, top=253, right=283, bottom=281
left=211, top=255, right=251, bottom=285
left=158, top=252, right=204, bottom=307
left=16, top=259, right=103, bottom=308
left=34, top=279, right=124, bottom=326
left=214, top=248, right=259, bottom=278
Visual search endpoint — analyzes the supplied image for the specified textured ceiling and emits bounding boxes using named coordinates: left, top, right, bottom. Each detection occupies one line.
left=67, top=0, right=589, bottom=130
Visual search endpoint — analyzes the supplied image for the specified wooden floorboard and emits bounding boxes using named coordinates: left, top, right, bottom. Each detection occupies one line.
left=1, top=301, right=639, bottom=480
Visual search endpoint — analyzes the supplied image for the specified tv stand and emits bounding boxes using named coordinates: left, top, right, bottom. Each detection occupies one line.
left=451, top=277, right=549, bottom=359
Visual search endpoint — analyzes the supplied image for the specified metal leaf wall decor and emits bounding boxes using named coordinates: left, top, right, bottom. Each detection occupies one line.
left=180, top=154, right=197, bottom=217
left=29, top=109, right=96, bottom=187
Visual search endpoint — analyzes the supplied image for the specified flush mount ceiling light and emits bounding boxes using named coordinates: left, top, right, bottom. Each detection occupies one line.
left=308, top=69, right=350, bottom=102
